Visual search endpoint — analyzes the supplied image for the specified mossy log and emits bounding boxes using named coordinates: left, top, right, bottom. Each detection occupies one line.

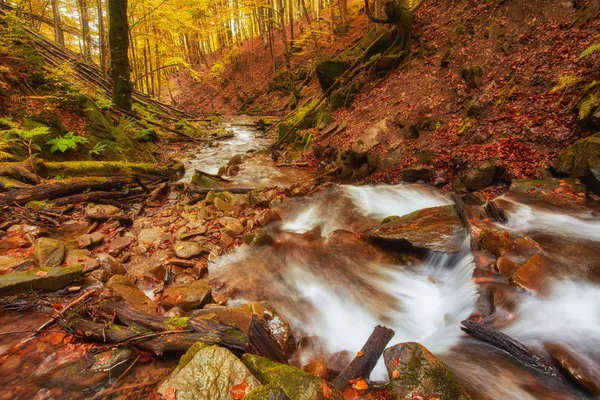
left=40, top=161, right=184, bottom=180
left=0, top=176, right=134, bottom=206
left=0, top=162, right=40, bottom=184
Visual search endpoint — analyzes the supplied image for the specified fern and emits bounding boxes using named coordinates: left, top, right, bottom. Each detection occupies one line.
left=47, top=132, right=88, bottom=153
left=578, top=92, right=599, bottom=120
left=550, top=75, right=583, bottom=93
left=580, top=43, right=600, bottom=59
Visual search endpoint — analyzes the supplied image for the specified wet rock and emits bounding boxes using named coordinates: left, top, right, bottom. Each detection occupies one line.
left=88, top=347, right=138, bottom=374
left=461, top=65, right=484, bottom=88
left=193, top=304, right=254, bottom=331
left=33, top=237, right=66, bottom=267
left=230, top=193, right=250, bottom=208
left=65, top=249, right=99, bottom=272
left=220, top=217, right=244, bottom=236
left=479, top=228, right=512, bottom=257
left=381, top=215, right=400, bottom=224
left=508, top=178, right=586, bottom=207
left=86, top=204, right=120, bottom=217
left=384, top=342, right=470, bottom=400
left=303, top=360, right=327, bottom=379
left=257, top=210, right=282, bottom=227
left=94, top=253, right=126, bottom=280
left=544, top=343, right=600, bottom=396
left=214, top=197, right=238, bottom=213
left=0, top=256, right=31, bottom=273
left=315, top=60, right=350, bottom=92
left=138, top=228, right=163, bottom=245
left=0, top=265, right=83, bottom=296
left=459, top=159, right=496, bottom=191
left=77, top=232, right=104, bottom=249
left=244, top=229, right=274, bottom=246
left=243, top=354, right=344, bottom=400
left=126, top=251, right=168, bottom=280
left=245, top=384, right=290, bottom=400
left=510, top=253, right=550, bottom=297
left=495, top=257, right=518, bottom=275
left=367, top=205, right=464, bottom=253
left=249, top=190, right=271, bottom=207
left=107, top=236, right=134, bottom=256
left=554, top=132, right=600, bottom=178
left=161, top=279, right=212, bottom=310
left=173, top=241, right=204, bottom=259
left=229, top=154, right=244, bottom=166
left=106, top=275, right=156, bottom=313
left=192, top=172, right=220, bottom=188
left=158, top=345, right=260, bottom=400
left=584, top=157, right=600, bottom=194
left=221, top=232, right=234, bottom=247
left=180, top=226, right=207, bottom=241
left=227, top=165, right=241, bottom=176
left=402, top=165, right=434, bottom=182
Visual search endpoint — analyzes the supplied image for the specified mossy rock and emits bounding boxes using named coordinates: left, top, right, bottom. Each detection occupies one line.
left=458, top=159, right=497, bottom=191
left=384, top=342, right=470, bottom=400
left=192, top=172, right=220, bottom=188
left=381, top=215, right=401, bottom=224
left=554, top=132, right=600, bottom=178
left=508, top=178, right=586, bottom=207
left=315, top=60, right=351, bottom=92
left=245, top=384, right=290, bottom=400
left=0, top=265, right=83, bottom=296
left=460, top=65, right=484, bottom=88
left=243, top=229, right=274, bottom=246
left=584, top=157, right=600, bottom=194
left=242, top=354, right=343, bottom=400
left=134, top=128, right=158, bottom=143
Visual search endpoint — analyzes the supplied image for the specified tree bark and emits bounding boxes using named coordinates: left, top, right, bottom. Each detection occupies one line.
left=51, top=0, right=65, bottom=45
left=108, top=0, right=133, bottom=110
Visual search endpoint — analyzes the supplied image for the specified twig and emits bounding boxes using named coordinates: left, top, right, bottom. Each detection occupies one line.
left=124, top=329, right=194, bottom=344
left=90, top=381, right=159, bottom=400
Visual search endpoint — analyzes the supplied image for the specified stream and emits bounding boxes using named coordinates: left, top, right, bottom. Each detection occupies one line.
left=0, top=119, right=599, bottom=399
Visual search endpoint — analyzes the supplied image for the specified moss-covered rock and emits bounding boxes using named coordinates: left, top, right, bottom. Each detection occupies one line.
left=384, top=342, right=470, bottom=400
left=0, top=265, right=83, bottom=296
left=402, top=165, right=434, bottom=182
left=245, top=384, right=290, bottom=400
left=381, top=216, right=401, bottom=224
left=367, top=205, right=464, bottom=253
left=134, top=128, right=158, bottom=143
left=508, top=178, right=586, bottom=207
left=585, top=157, right=600, bottom=194
left=192, top=172, right=220, bottom=188
left=459, top=159, right=496, bottom=191
left=106, top=274, right=156, bottom=314
left=315, top=60, right=351, bottom=92
left=554, top=132, right=600, bottom=178
left=33, top=237, right=66, bottom=267
left=243, top=229, right=274, bottom=246
left=242, top=354, right=343, bottom=400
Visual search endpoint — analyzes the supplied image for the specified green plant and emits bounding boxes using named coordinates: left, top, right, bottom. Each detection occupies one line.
left=95, top=99, right=114, bottom=110
left=0, top=118, right=51, bottom=177
left=47, top=132, right=88, bottom=153
left=89, top=141, right=107, bottom=156
left=580, top=35, right=600, bottom=59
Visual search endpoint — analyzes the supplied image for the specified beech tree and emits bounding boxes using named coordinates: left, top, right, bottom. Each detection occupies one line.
left=108, top=0, right=132, bottom=110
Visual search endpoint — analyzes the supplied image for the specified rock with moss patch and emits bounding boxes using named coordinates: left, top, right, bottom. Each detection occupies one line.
left=584, top=157, right=600, bottom=194
left=384, top=342, right=470, bottom=400
left=367, top=205, right=464, bottom=253
left=244, top=229, right=274, bottom=246
left=460, top=65, right=484, bottom=88
left=158, top=346, right=260, bottom=400
left=192, top=172, right=220, bottom=188
left=554, top=132, right=600, bottom=179
left=0, top=265, right=83, bottom=296
left=243, top=354, right=343, bottom=400
left=135, top=128, right=158, bottom=143
left=214, top=197, right=238, bottom=213
left=459, top=159, right=496, bottom=191
left=161, top=280, right=212, bottom=311
left=315, top=60, right=350, bottom=92
left=402, top=165, right=434, bottom=183
left=106, top=275, right=156, bottom=314
left=34, top=237, right=66, bottom=267
left=381, top=216, right=401, bottom=224
left=245, top=384, right=291, bottom=400
left=508, top=178, right=586, bottom=207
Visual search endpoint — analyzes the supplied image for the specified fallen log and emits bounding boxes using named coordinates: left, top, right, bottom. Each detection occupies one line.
left=194, top=169, right=231, bottom=183
left=485, top=201, right=508, bottom=224
left=85, top=214, right=133, bottom=225
left=40, top=161, right=184, bottom=181
left=51, top=191, right=129, bottom=206
left=461, top=320, right=561, bottom=378
left=331, top=325, right=395, bottom=390
left=0, top=176, right=135, bottom=206
left=247, top=315, right=289, bottom=365
left=0, top=162, right=39, bottom=184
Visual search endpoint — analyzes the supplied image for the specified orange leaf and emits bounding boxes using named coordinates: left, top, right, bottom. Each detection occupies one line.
left=164, top=387, right=177, bottom=400
left=230, top=381, right=251, bottom=399
left=356, top=351, right=364, bottom=357
left=352, top=379, right=368, bottom=391
left=392, top=370, right=400, bottom=379
left=322, top=380, right=332, bottom=399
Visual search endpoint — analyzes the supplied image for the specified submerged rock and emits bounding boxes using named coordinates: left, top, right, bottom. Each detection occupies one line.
left=367, top=205, right=464, bottom=253
left=479, top=228, right=512, bottom=257
left=0, top=265, right=83, bottom=296
left=161, top=279, right=213, bottom=310
left=33, top=237, right=66, bottom=267
left=384, top=342, right=470, bottom=400
left=243, top=354, right=343, bottom=400
left=509, top=253, right=550, bottom=297
left=544, top=343, right=600, bottom=396
left=158, top=345, right=260, bottom=400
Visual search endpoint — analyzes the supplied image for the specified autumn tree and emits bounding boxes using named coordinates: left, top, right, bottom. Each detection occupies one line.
left=108, top=0, right=132, bottom=110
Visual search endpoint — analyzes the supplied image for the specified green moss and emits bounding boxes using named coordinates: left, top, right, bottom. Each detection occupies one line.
left=134, top=128, right=158, bottom=143
left=164, top=316, right=191, bottom=330
left=177, top=342, right=208, bottom=370
left=381, top=215, right=401, bottom=224
left=25, top=200, right=54, bottom=212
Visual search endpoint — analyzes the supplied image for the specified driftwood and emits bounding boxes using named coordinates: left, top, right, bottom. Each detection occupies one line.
left=461, top=320, right=561, bottom=378
left=194, top=169, right=231, bottom=183
left=0, top=176, right=135, bottom=206
left=51, top=191, right=126, bottom=206
left=484, top=201, right=508, bottom=224
left=451, top=193, right=480, bottom=250
left=247, top=315, right=289, bottom=364
left=331, top=325, right=395, bottom=390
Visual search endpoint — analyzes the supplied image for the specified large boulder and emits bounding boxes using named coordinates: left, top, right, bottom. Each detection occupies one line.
left=315, top=60, right=351, bottom=92
left=508, top=178, right=587, bottom=207
left=0, top=265, right=83, bottom=296
left=384, top=342, right=470, bottom=400
left=402, top=165, right=434, bottom=183
left=243, top=354, right=343, bottom=400
left=367, top=205, right=465, bottom=253
left=161, top=280, right=213, bottom=310
left=33, top=237, right=66, bottom=267
left=159, top=345, right=260, bottom=400
left=554, top=132, right=600, bottom=178
left=459, top=159, right=496, bottom=191
left=584, top=157, right=600, bottom=194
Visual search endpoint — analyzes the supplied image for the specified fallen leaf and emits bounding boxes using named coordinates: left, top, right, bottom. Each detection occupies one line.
left=322, top=380, right=332, bottom=398
left=352, top=379, right=368, bottom=390
left=356, top=351, right=364, bottom=357
left=164, top=387, right=177, bottom=400
left=230, top=381, right=251, bottom=399
left=392, top=370, right=400, bottom=379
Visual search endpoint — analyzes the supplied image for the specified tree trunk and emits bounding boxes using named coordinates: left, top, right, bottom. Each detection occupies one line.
left=97, top=0, right=107, bottom=73
left=108, top=0, right=132, bottom=110
left=77, top=0, right=92, bottom=59
left=50, top=0, right=65, bottom=45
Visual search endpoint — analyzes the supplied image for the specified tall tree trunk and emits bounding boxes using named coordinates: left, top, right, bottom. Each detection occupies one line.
left=77, top=0, right=92, bottom=59
left=97, top=0, right=107, bottom=73
left=51, top=0, right=65, bottom=45
left=108, top=0, right=132, bottom=110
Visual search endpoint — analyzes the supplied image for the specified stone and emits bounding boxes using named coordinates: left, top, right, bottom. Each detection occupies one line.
left=220, top=218, right=244, bottom=236
left=402, top=165, right=434, bottom=182
left=193, top=304, right=254, bottom=331
left=257, top=210, right=282, bottom=227
left=367, top=205, right=465, bottom=253
left=244, top=229, right=274, bottom=246
left=245, top=385, right=290, bottom=400
left=106, top=275, right=156, bottom=313
left=243, top=354, right=343, bottom=400
left=192, top=172, right=220, bottom=188
left=508, top=178, right=586, bottom=207
left=584, top=157, right=600, bottom=194
left=33, top=237, right=66, bottom=267
left=221, top=232, right=234, bottom=247
left=384, top=342, right=470, bottom=400
left=158, top=345, right=260, bottom=400
left=230, top=194, right=250, bottom=208
left=554, top=132, right=600, bottom=178
left=65, top=249, right=99, bottom=272
left=138, top=228, right=163, bottom=245
left=86, top=204, right=120, bottom=217
left=96, top=252, right=127, bottom=278
left=461, top=65, right=484, bottom=88
left=303, top=360, right=327, bottom=379
left=544, top=343, right=600, bottom=396
left=77, top=232, right=104, bottom=249
left=107, top=236, right=134, bottom=256
left=479, top=228, right=512, bottom=257
left=459, top=159, right=496, bottom=191
left=161, top=279, right=212, bottom=310
left=249, top=191, right=271, bottom=207
left=315, top=60, right=351, bottom=92
left=214, top=197, right=238, bottom=213
left=351, top=119, right=386, bottom=157
left=0, top=256, right=31, bottom=273
left=0, top=266, right=83, bottom=296
left=510, top=254, right=551, bottom=297
left=381, top=216, right=400, bottom=224
left=229, top=154, right=244, bottom=166
left=173, top=241, right=204, bottom=259
left=495, top=257, right=518, bottom=275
